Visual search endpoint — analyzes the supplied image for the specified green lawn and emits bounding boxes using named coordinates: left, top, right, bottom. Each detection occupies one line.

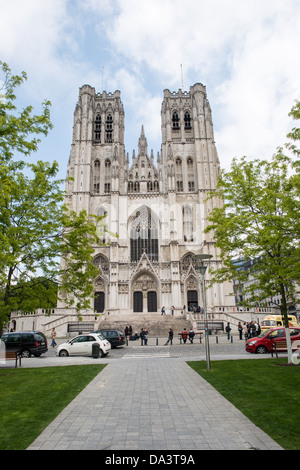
left=188, top=358, right=300, bottom=450
left=0, top=364, right=106, bottom=450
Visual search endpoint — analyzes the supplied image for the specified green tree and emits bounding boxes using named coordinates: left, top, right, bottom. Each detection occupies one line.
left=205, top=101, right=300, bottom=363
left=0, top=62, right=107, bottom=331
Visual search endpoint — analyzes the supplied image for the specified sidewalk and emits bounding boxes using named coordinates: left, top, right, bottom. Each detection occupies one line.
left=27, top=355, right=282, bottom=450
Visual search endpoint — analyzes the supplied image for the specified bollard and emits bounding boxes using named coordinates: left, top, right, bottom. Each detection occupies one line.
left=156, top=338, right=158, bottom=346
left=231, top=335, right=233, bottom=343
left=216, top=335, right=218, bottom=343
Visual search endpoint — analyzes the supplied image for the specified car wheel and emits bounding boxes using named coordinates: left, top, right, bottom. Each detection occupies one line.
left=22, top=349, right=31, bottom=358
left=59, top=349, right=69, bottom=357
left=256, top=345, right=268, bottom=354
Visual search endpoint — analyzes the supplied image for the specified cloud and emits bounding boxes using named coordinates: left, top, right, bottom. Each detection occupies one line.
left=97, top=0, right=300, bottom=166
left=0, top=0, right=299, bottom=172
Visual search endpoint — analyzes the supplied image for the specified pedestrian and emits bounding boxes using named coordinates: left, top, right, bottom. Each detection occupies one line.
left=125, top=326, right=129, bottom=337
left=165, top=328, right=174, bottom=345
left=244, top=322, right=248, bottom=340
left=140, top=328, right=145, bottom=345
left=129, top=325, right=132, bottom=337
left=257, top=322, right=261, bottom=336
left=143, top=328, right=148, bottom=345
left=181, top=328, right=188, bottom=344
left=161, top=306, right=165, bottom=315
left=189, top=328, right=195, bottom=344
left=51, top=328, right=57, bottom=348
left=238, top=322, right=243, bottom=340
left=225, top=322, right=231, bottom=340
left=171, top=306, right=175, bottom=316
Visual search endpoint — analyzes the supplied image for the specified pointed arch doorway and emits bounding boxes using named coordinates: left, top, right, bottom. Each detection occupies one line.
left=132, top=272, right=159, bottom=313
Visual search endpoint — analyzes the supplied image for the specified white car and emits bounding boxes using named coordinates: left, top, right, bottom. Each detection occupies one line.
left=57, top=333, right=111, bottom=358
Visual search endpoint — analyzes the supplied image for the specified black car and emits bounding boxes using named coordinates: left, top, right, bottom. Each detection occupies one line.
left=0, top=331, right=48, bottom=358
left=95, top=329, right=125, bottom=348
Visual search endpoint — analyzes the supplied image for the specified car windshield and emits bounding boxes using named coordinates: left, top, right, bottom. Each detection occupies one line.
left=97, top=334, right=105, bottom=340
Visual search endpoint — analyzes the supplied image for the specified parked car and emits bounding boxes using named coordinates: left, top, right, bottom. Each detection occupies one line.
left=245, top=327, right=300, bottom=354
left=0, top=331, right=48, bottom=358
left=57, top=333, right=111, bottom=357
left=94, top=329, right=125, bottom=348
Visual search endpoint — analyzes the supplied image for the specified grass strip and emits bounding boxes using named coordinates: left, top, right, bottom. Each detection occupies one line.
left=188, top=358, right=300, bottom=450
left=0, top=364, right=106, bottom=450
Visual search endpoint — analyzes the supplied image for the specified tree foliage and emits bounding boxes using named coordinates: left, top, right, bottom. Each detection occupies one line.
left=0, top=62, right=107, bottom=330
left=205, top=101, right=300, bottom=362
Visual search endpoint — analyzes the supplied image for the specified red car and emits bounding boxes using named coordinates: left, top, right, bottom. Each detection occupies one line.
left=245, top=327, right=300, bottom=354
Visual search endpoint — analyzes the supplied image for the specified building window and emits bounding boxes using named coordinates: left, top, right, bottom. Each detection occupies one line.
left=130, top=207, right=158, bottom=262
left=104, top=159, right=111, bottom=193
left=184, top=111, right=192, bottom=130
left=183, top=205, right=193, bottom=242
left=105, top=114, right=113, bottom=143
left=94, top=114, right=101, bottom=142
left=94, top=160, right=100, bottom=194
left=177, top=181, right=183, bottom=192
left=172, top=111, right=180, bottom=129
left=175, top=157, right=183, bottom=192
left=187, top=157, right=195, bottom=192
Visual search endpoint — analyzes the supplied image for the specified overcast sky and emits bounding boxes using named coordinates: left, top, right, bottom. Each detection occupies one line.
left=0, top=0, right=299, bottom=178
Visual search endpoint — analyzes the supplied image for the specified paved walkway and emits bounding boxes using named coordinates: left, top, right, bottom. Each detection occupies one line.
left=27, top=354, right=283, bottom=450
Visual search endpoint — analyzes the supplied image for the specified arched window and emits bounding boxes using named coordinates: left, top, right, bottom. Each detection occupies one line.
left=184, top=111, right=192, bottom=130
left=104, top=159, right=111, bottom=193
left=130, top=207, right=158, bottom=262
left=94, top=160, right=100, bottom=193
left=105, top=114, right=113, bottom=143
left=172, top=111, right=180, bottom=129
left=183, top=205, right=193, bottom=242
left=175, top=157, right=183, bottom=192
left=187, top=157, right=195, bottom=192
left=94, top=114, right=101, bottom=141
left=96, top=207, right=108, bottom=243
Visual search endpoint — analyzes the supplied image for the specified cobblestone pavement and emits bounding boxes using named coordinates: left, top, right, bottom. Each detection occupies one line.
left=24, top=336, right=283, bottom=451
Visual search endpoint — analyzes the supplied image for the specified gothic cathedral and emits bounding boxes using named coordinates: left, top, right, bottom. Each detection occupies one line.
left=59, top=83, right=234, bottom=319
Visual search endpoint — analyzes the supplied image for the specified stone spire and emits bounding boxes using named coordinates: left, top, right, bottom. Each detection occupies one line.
left=138, top=125, right=148, bottom=156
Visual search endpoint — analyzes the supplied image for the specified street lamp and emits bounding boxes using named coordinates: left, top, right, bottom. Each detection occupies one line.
left=194, top=253, right=213, bottom=371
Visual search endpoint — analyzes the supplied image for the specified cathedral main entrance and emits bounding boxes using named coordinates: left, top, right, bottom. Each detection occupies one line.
left=133, top=291, right=157, bottom=312
left=132, top=273, right=158, bottom=313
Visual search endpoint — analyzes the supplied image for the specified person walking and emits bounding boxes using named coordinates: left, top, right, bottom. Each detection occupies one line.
left=51, top=328, right=57, bottom=348
left=165, top=328, right=174, bottom=345
left=161, top=306, right=165, bottom=315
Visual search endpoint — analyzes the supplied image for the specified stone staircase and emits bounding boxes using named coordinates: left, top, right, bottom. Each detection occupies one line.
left=96, top=314, right=193, bottom=337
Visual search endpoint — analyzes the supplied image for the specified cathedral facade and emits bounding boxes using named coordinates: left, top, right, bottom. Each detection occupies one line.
left=59, top=82, right=234, bottom=317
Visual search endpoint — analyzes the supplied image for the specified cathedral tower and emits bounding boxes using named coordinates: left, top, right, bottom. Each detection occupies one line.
left=58, top=83, right=233, bottom=323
